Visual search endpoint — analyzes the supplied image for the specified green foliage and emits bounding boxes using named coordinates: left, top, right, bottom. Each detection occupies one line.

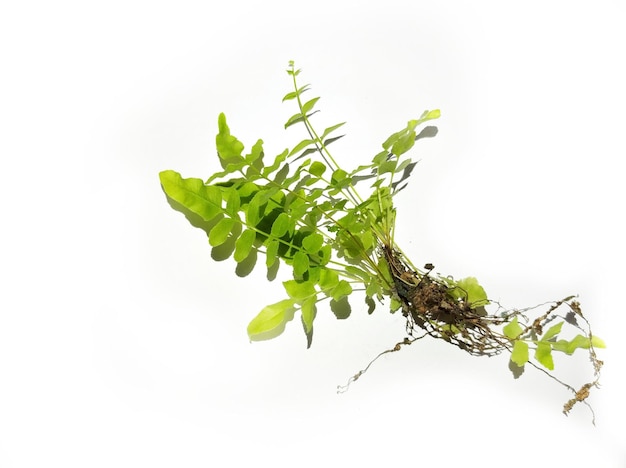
left=511, top=340, right=529, bottom=366
left=535, top=341, right=554, bottom=370
left=160, top=61, right=604, bottom=420
left=447, top=276, right=489, bottom=308
left=247, top=299, right=296, bottom=341
left=161, top=62, right=441, bottom=347
left=503, top=317, right=524, bottom=339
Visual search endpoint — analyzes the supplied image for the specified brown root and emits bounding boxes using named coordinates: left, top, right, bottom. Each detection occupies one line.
left=338, top=245, right=603, bottom=423
left=382, top=245, right=510, bottom=357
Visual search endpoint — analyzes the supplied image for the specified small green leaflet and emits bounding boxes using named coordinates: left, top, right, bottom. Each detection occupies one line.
left=302, top=233, right=324, bottom=252
left=265, top=239, right=279, bottom=268
left=449, top=277, right=489, bottom=308
left=511, top=340, right=529, bottom=366
left=216, top=113, right=245, bottom=168
left=234, top=228, right=256, bottom=262
left=301, top=297, right=317, bottom=335
left=552, top=334, right=606, bottom=355
left=292, top=251, right=310, bottom=276
left=283, top=279, right=317, bottom=302
left=301, top=97, right=320, bottom=114
left=308, top=161, right=326, bottom=177
left=289, top=138, right=315, bottom=157
left=330, top=280, right=352, bottom=301
left=503, top=317, right=524, bottom=339
left=320, top=122, right=345, bottom=141
left=417, top=109, right=441, bottom=124
left=535, top=341, right=554, bottom=370
left=208, top=218, right=236, bottom=247
left=541, top=321, right=563, bottom=341
left=270, top=212, right=290, bottom=237
left=247, top=299, right=296, bottom=342
left=159, top=170, right=223, bottom=222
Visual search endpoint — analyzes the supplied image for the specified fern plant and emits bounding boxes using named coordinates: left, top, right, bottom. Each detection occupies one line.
left=159, top=61, right=604, bottom=421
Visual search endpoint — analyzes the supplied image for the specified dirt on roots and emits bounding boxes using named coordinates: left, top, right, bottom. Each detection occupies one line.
left=382, top=245, right=509, bottom=357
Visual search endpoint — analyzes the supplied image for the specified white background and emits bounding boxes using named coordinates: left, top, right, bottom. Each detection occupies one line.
left=2, top=1, right=625, bottom=466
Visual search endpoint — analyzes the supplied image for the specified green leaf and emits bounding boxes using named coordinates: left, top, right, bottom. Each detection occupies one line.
left=391, top=130, right=416, bottom=157
left=541, top=321, right=564, bottom=341
left=372, top=150, right=388, bottom=165
left=511, top=340, right=529, bottom=366
left=382, top=128, right=405, bottom=152
left=306, top=266, right=322, bottom=284
left=225, top=188, right=241, bottom=216
left=246, top=139, right=265, bottom=170
left=535, top=341, right=554, bottom=370
left=319, top=269, right=339, bottom=291
left=301, top=297, right=317, bottom=348
left=247, top=299, right=296, bottom=342
left=366, top=279, right=382, bottom=299
left=378, top=160, right=397, bottom=175
left=210, top=220, right=240, bottom=261
left=376, top=255, right=394, bottom=286
left=330, top=280, right=352, bottom=301
left=273, top=163, right=290, bottom=184
left=554, top=334, right=607, bottom=355
left=503, top=317, right=524, bottom=339
left=245, top=190, right=263, bottom=227
left=262, top=149, right=289, bottom=177
left=453, top=277, right=489, bottom=307
left=320, top=122, right=346, bottom=141
left=282, top=160, right=310, bottom=187
left=265, top=239, right=279, bottom=268
left=238, top=181, right=259, bottom=200
left=286, top=195, right=309, bottom=219
left=208, top=217, right=236, bottom=247
left=206, top=163, right=247, bottom=183
left=282, top=91, right=298, bottom=102
left=301, top=97, right=320, bottom=114
left=390, top=296, right=402, bottom=313
left=234, top=228, right=256, bottom=262
left=235, top=248, right=257, bottom=277
left=284, top=112, right=305, bottom=129
left=270, top=212, right=290, bottom=237
left=309, top=161, right=326, bottom=177
left=336, top=230, right=365, bottom=259
left=331, top=169, right=349, bottom=187
left=568, top=335, right=593, bottom=354
left=292, top=251, right=310, bottom=277
left=289, top=139, right=315, bottom=157
left=551, top=339, right=569, bottom=353
left=216, top=113, right=245, bottom=168
left=302, top=233, right=324, bottom=253
left=379, top=114, right=439, bottom=157
left=418, top=109, right=441, bottom=123
left=301, top=298, right=317, bottom=328
left=283, top=279, right=317, bottom=302
left=159, top=170, right=223, bottom=222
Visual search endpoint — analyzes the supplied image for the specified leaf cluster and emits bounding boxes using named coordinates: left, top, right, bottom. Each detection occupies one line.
left=160, top=61, right=440, bottom=347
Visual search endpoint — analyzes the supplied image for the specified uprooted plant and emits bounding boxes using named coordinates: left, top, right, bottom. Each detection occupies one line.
left=159, top=61, right=604, bottom=422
